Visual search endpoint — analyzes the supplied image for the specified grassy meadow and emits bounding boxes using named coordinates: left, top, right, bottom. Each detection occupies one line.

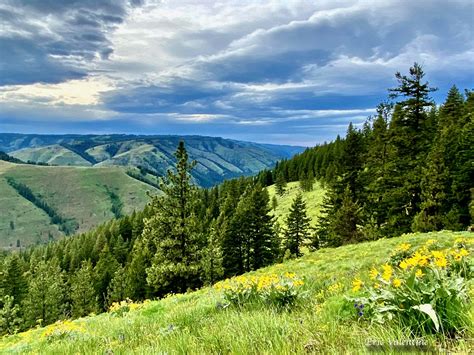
left=1, top=231, right=471, bottom=354
left=0, top=161, right=158, bottom=249
left=268, top=181, right=325, bottom=228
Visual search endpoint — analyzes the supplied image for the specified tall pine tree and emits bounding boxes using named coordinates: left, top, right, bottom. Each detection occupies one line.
left=283, top=193, right=311, bottom=258
left=145, top=142, right=204, bottom=294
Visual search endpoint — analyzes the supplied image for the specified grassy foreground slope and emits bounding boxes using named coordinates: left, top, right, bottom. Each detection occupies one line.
left=0, top=161, right=157, bottom=249
left=2, top=231, right=471, bottom=354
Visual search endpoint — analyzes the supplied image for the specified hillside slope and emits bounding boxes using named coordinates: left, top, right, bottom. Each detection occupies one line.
left=0, top=161, right=158, bottom=249
left=1, top=231, right=471, bottom=354
left=267, top=181, right=325, bottom=228
left=1, top=134, right=305, bottom=187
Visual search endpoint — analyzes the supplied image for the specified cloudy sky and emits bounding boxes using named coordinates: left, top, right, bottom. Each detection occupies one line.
left=0, top=0, right=473, bottom=145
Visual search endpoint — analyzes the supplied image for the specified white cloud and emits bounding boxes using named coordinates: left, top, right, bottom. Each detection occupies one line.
left=0, top=77, right=115, bottom=106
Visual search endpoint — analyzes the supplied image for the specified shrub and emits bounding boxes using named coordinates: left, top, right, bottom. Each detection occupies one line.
left=349, top=238, right=473, bottom=337
left=214, top=272, right=305, bottom=309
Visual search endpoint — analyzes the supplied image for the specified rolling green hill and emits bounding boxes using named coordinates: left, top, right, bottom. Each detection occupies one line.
left=0, top=161, right=158, bottom=250
left=1, top=231, right=471, bottom=354
left=1, top=134, right=304, bottom=187
left=11, top=145, right=92, bottom=166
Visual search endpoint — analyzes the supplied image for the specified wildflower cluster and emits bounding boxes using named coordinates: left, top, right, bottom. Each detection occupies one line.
left=108, top=298, right=144, bottom=316
left=350, top=237, right=473, bottom=335
left=214, top=272, right=305, bottom=309
left=314, top=281, right=345, bottom=303
left=327, top=282, right=344, bottom=294
left=42, top=320, right=86, bottom=341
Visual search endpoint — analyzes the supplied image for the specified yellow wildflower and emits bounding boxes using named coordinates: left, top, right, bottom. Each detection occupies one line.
left=459, top=248, right=469, bottom=257
left=284, top=272, right=297, bottom=279
left=352, top=278, right=363, bottom=292
left=328, top=282, right=342, bottom=293
left=397, top=243, right=411, bottom=252
left=369, top=267, right=378, bottom=280
left=417, top=255, right=429, bottom=267
left=434, top=256, right=447, bottom=268
left=293, top=280, right=304, bottom=287
left=399, top=260, right=409, bottom=270
left=129, top=303, right=141, bottom=311
left=415, top=269, right=424, bottom=278
left=425, top=239, right=436, bottom=246
left=382, top=264, right=392, bottom=282
left=392, top=279, right=402, bottom=288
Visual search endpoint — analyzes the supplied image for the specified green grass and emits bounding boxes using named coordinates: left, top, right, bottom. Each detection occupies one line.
left=10, top=145, right=92, bottom=166
left=2, top=231, right=471, bottom=354
left=267, top=181, right=325, bottom=228
left=0, top=164, right=62, bottom=248
left=0, top=161, right=158, bottom=249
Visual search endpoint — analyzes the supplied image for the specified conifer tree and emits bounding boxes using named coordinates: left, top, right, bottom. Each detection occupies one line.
left=222, top=184, right=278, bottom=276
left=443, top=88, right=473, bottom=228
left=330, top=187, right=362, bottom=245
left=339, top=123, right=364, bottom=199
left=125, top=237, right=153, bottom=300
left=201, top=222, right=224, bottom=285
left=299, top=170, right=314, bottom=192
left=107, top=266, right=128, bottom=304
left=382, top=63, right=437, bottom=234
left=94, top=244, right=120, bottom=310
left=283, top=193, right=311, bottom=258
left=249, top=185, right=279, bottom=270
left=145, top=142, right=204, bottom=294
left=362, top=103, right=392, bottom=231
left=1, top=255, right=27, bottom=307
left=0, top=295, right=22, bottom=335
left=221, top=193, right=249, bottom=277
left=271, top=195, right=278, bottom=210
left=70, top=260, right=98, bottom=317
left=23, top=259, right=65, bottom=327
left=275, top=171, right=287, bottom=196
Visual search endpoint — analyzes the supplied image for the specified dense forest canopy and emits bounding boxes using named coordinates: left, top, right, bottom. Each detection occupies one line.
left=0, top=64, right=472, bottom=334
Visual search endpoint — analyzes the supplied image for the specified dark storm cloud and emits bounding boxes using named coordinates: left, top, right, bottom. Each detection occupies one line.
left=0, top=0, right=142, bottom=85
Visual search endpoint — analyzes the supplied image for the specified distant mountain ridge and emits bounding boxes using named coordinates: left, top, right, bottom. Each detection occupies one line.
left=0, top=133, right=305, bottom=187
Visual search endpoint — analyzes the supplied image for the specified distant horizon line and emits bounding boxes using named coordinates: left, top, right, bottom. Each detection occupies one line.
left=0, top=132, right=311, bottom=148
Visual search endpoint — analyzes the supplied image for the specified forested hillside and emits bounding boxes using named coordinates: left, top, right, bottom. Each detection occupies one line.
left=0, top=64, right=472, bottom=349
left=256, top=63, right=473, bottom=242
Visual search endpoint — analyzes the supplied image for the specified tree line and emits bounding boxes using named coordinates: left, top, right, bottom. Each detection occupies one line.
left=256, top=63, right=473, bottom=244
